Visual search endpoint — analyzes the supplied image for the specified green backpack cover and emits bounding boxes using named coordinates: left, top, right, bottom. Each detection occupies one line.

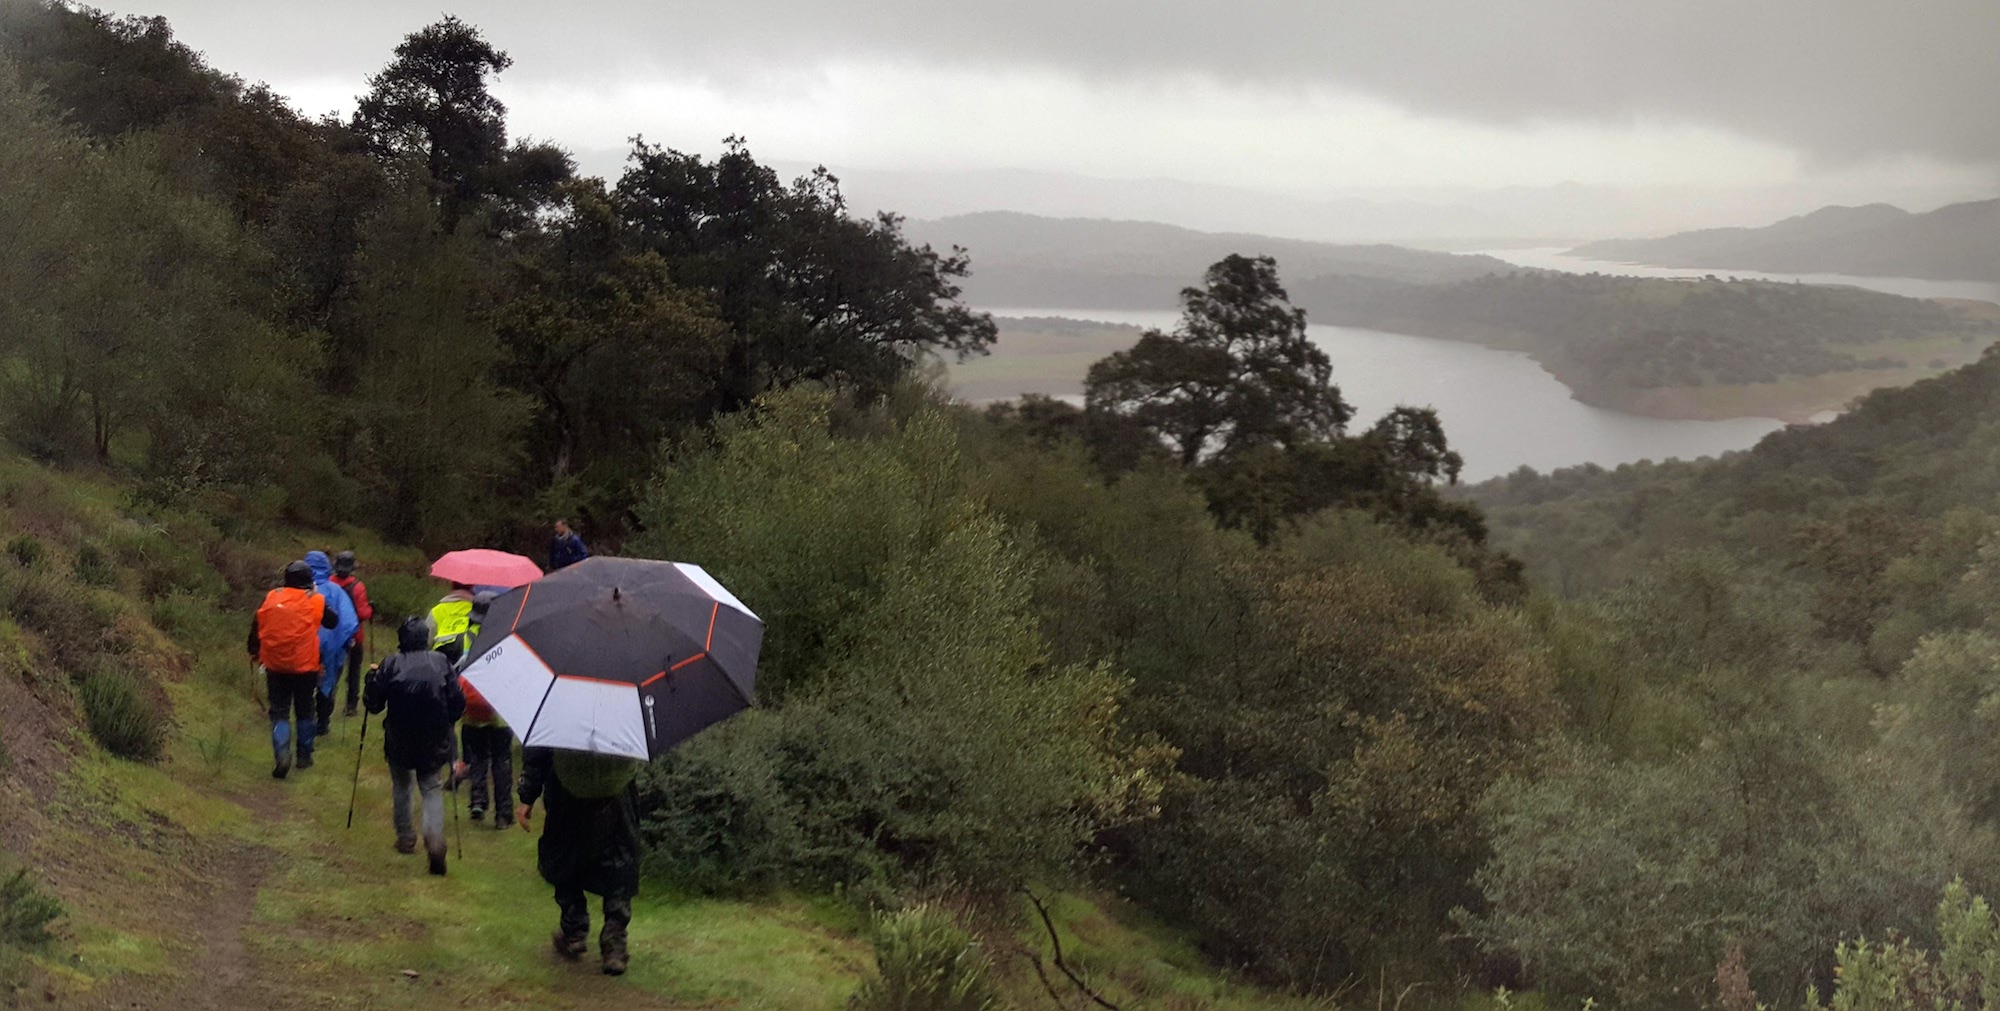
left=553, top=751, right=641, bottom=799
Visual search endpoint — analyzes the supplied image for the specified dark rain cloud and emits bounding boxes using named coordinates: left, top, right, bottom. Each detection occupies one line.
left=150, top=0, right=2000, bottom=162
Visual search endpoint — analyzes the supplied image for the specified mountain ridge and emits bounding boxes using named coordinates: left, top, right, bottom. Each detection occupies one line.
left=905, top=210, right=1514, bottom=309
left=1572, top=198, right=2000, bottom=281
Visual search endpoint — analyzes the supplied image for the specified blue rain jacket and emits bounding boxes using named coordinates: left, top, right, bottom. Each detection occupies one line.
left=305, top=551, right=359, bottom=693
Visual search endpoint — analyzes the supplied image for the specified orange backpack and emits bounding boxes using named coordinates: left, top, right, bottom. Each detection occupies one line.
left=257, top=587, right=325, bottom=674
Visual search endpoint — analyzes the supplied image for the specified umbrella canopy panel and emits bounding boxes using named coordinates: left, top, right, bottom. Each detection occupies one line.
left=431, top=549, right=544, bottom=589
left=461, top=557, right=765, bottom=760
left=471, top=557, right=762, bottom=702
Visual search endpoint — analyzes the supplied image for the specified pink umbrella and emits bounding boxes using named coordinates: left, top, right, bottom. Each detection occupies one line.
left=430, top=549, right=544, bottom=589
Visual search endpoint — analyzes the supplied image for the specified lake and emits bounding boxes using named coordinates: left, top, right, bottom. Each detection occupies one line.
left=982, top=306, right=1786, bottom=482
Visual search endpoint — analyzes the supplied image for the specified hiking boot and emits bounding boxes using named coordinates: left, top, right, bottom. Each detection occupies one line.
left=296, top=752, right=314, bottom=771
left=552, top=932, right=586, bottom=960
left=395, top=837, right=417, bottom=855
left=469, top=806, right=485, bottom=823
left=427, top=849, right=447, bottom=877
left=493, top=815, right=513, bottom=830
left=601, top=944, right=628, bottom=976
left=342, top=702, right=358, bottom=719
left=272, top=752, right=292, bottom=780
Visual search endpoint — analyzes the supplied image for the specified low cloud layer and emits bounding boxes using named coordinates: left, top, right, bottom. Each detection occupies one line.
left=151, top=0, right=2000, bottom=163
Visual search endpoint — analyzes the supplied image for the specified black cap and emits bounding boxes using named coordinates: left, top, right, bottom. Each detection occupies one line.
left=283, top=561, right=313, bottom=589
left=398, top=615, right=431, bottom=652
left=333, top=550, right=357, bottom=575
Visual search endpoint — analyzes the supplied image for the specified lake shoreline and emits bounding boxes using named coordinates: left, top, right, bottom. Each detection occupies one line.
left=968, top=311, right=1966, bottom=427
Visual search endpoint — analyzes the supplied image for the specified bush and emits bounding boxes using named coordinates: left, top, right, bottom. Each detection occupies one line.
left=0, top=868, right=61, bottom=949
left=0, top=566, right=127, bottom=669
left=4, top=535, right=41, bottom=569
left=635, top=392, right=1153, bottom=894
left=1813, top=881, right=2000, bottom=1011
left=78, top=667, right=165, bottom=761
left=72, top=542, right=114, bottom=588
left=848, top=904, right=1004, bottom=1011
left=365, top=572, right=435, bottom=628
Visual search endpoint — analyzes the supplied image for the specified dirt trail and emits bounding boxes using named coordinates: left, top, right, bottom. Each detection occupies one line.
left=58, top=787, right=284, bottom=1011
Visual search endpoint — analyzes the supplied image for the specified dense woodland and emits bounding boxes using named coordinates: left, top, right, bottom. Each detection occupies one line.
left=5, top=4, right=2000, bottom=1008
left=1302, top=270, right=1999, bottom=395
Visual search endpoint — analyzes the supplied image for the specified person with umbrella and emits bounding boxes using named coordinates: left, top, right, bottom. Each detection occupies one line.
left=462, top=557, right=763, bottom=977
left=429, top=582, right=480, bottom=666
left=425, top=549, right=543, bottom=666
left=516, top=750, right=641, bottom=974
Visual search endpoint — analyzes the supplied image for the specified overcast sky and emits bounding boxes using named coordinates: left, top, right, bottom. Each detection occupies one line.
left=111, top=0, right=1999, bottom=240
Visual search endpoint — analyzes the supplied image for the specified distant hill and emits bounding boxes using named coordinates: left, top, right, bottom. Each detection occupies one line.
left=1572, top=199, right=2000, bottom=282
left=905, top=211, right=1515, bottom=309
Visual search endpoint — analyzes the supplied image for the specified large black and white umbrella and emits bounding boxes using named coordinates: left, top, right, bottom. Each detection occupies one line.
left=459, top=557, right=762, bottom=761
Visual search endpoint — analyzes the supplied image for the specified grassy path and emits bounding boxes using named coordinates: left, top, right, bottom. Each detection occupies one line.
left=36, top=634, right=868, bottom=1010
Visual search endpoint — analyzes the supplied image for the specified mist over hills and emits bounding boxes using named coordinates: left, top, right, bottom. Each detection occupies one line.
left=1573, top=198, right=2000, bottom=281
left=903, top=211, right=1513, bottom=308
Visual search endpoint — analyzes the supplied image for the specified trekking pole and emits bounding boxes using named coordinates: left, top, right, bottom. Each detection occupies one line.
left=450, top=777, right=464, bottom=860
left=345, top=707, right=370, bottom=829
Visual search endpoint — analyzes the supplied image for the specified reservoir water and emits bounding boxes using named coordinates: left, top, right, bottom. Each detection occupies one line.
left=985, top=257, right=1989, bottom=481
left=984, top=307, right=1786, bottom=482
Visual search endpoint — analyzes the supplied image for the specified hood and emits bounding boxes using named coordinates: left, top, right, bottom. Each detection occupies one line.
left=283, top=561, right=314, bottom=590
left=305, top=550, right=332, bottom=582
left=397, top=616, right=431, bottom=652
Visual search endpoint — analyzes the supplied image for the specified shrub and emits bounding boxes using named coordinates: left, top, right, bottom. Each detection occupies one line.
left=72, top=542, right=115, bottom=588
left=0, top=566, right=126, bottom=669
left=78, top=668, right=165, bottom=761
left=635, top=392, right=1154, bottom=894
left=4, top=535, right=41, bottom=569
left=0, top=868, right=61, bottom=949
left=365, top=572, right=435, bottom=628
left=848, top=904, right=1004, bottom=1011
left=1812, top=881, right=2000, bottom=1011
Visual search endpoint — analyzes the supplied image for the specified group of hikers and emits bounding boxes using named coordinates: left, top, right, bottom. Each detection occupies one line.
left=245, top=521, right=643, bottom=976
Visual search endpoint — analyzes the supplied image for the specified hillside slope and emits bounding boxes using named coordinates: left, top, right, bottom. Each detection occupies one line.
left=0, top=453, right=1329, bottom=1010
left=1470, top=340, right=2000, bottom=667
left=1572, top=199, right=2000, bottom=282
left=906, top=211, right=1513, bottom=308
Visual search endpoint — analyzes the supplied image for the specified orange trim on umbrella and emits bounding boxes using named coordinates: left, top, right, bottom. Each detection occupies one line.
left=704, top=601, right=719, bottom=650
left=670, top=652, right=708, bottom=671
left=508, top=583, right=534, bottom=633
left=639, top=670, right=667, bottom=688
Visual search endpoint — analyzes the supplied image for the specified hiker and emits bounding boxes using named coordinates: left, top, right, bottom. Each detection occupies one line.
left=330, top=550, right=374, bottom=718
left=304, top=550, right=359, bottom=738
left=428, top=582, right=479, bottom=667
left=517, top=749, right=642, bottom=975
left=451, top=590, right=512, bottom=827
left=548, top=519, right=590, bottom=571
left=247, top=560, right=340, bottom=779
left=362, top=616, right=465, bottom=875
